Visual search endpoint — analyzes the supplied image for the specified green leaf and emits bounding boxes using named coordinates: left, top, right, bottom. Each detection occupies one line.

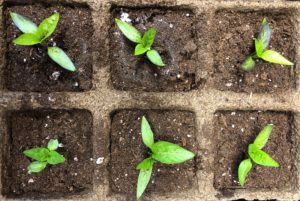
left=48, top=47, right=76, bottom=72
left=141, top=27, right=156, bottom=48
left=146, top=50, right=165, bottom=67
left=23, top=148, right=50, bottom=162
left=255, top=38, right=264, bottom=57
left=136, top=165, right=153, bottom=199
left=47, top=150, right=65, bottom=165
left=141, top=116, right=154, bottom=148
left=241, top=56, right=255, bottom=71
left=27, top=161, right=48, bottom=173
left=248, top=144, right=279, bottom=167
left=260, top=50, right=293, bottom=65
left=150, top=141, right=195, bottom=164
left=13, top=33, right=41, bottom=46
left=258, top=18, right=272, bottom=49
left=137, top=158, right=154, bottom=170
left=35, top=13, right=60, bottom=41
left=10, top=12, right=37, bottom=33
left=253, top=124, right=274, bottom=149
left=238, top=159, right=252, bottom=187
left=115, top=18, right=141, bottom=43
left=134, top=44, right=148, bottom=56
left=47, top=139, right=59, bottom=151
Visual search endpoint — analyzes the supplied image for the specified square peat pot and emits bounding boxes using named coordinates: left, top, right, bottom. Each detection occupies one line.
left=1, top=109, right=94, bottom=199
left=109, top=110, right=200, bottom=199
left=110, top=7, right=203, bottom=92
left=213, top=9, right=296, bottom=93
left=213, top=111, right=296, bottom=194
left=3, top=1, right=93, bottom=92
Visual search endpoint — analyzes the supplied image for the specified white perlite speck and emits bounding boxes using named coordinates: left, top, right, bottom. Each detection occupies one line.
left=120, top=12, right=132, bottom=23
left=74, top=157, right=78, bottom=161
left=28, top=178, right=34, bottom=183
left=96, top=157, right=104, bottom=164
left=58, top=143, right=64, bottom=147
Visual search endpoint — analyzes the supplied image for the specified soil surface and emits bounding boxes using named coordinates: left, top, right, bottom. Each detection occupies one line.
left=213, top=111, right=294, bottom=190
left=110, top=8, right=201, bottom=92
left=109, top=110, right=200, bottom=199
left=4, top=3, right=93, bottom=92
left=213, top=10, right=295, bottom=93
left=2, top=109, right=94, bottom=198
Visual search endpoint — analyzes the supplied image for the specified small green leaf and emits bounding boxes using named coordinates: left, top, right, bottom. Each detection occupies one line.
left=23, top=148, right=50, bottom=162
left=238, top=159, right=252, bottom=187
left=141, top=116, right=154, bottom=148
left=146, top=50, right=165, bottom=67
left=255, top=38, right=264, bottom=57
left=258, top=18, right=272, bottom=49
left=115, top=18, right=141, bottom=43
left=260, top=50, right=293, bottom=66
left=47, top=150, right=65, bottom=165
left=241, top=56, right=255, bottom=71
left=13, top=33, right=41, bottom=46
left=47, top=139, right=59, bottom=151
left=136, top=165, right=153, bottom=199
left=248, top=144, right=279, bottom=167
left=150, top=141, right=195, bottom=164
left=10, top=12, right=37, bottom=33
left=254, top=124, right=274, bottom=149
left=134, top=44, right=148, bottom=56
left=141, top=27, right=156, bottom=48
left=35, top=13, right=60, bottom=41
left=137, top=158, right=154, bottom=170
left=27, top=161, right=48, bottom=173
left=48, top=47, right=76, bottom=72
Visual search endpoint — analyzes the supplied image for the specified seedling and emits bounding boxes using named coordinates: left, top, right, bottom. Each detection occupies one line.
left=136, top=116, right=195, bottom=199
left=241, top=18, right=293, bottom=71
left=23, top=139, right=65, bottom=173
left=115, top=18, right=165, bottom=67
left=10, top=12, right=76, bottom=72
left=238, top=124, right=279, bottom=186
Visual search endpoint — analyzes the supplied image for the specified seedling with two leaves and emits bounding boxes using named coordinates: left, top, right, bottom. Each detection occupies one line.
left=238, top=124, right=279, bottom=186
left=115, top=19, right=165, bottom=67
left=23, top=139, right=65, bottom=173
left=10, top=12, right=76, bottom=72
left=136, top=116, right=195, bottom=199
left=241, top=18, right=293, bottom=71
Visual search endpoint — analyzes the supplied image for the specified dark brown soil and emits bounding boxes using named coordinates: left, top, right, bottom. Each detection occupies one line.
left=2, top=109, right=94, bottom=198
left=110, top=7, right=201, bottom=92
left=213, top=10, right=296, bottom=93
left=109, top=110, right=200, bottom=199
left=213, top=111, right=295, bottom=191
left=4, top=3, right=93, bottom=92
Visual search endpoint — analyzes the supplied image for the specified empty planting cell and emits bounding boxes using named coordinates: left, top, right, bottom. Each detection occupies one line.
left=213, top=10, right=296, bottom=93
left=4, top=3, right=93, bottom=92
left=213, top=111, right=295, bottom=190
left=109, top=110, right=199, bottom=198
left=110, top=7, right=201, bottom=92
left=2, top=109, right=93, bottom=198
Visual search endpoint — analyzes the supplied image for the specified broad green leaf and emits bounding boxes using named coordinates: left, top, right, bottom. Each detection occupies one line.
left=146, top=50, right=165, bottom=67
left=255, top=38, right=264, bottom=57
left=248, top=144, right=279, bottom=167
left=238, top=159, right=252, bottom=187
left=258, top=18, right=272, bottom=49
left=47, top=139, right=59, bottom=151
left=47, top=150, right=65, bottom=165
left=134, top=44, right=148, bottom=56
left=141, top=27, right=156, bottom=48
left=13, top=33, right=41, bottom=46
left=260, top=50, right=293, bottom=65
left=141, top=116, right=154, bottom=148
left=27, top=161, right=48, bottom=173
left=48, top=47, right=76, bottom=72
left=253, top=124, right=274, bottom=149
left=115, top=18, right=141, bottom=43
left=136, top=165, right=152, bottom=199
left=150, top=141, right=195, bottom=164
left=10, top=12, right=37, bottom=33
left=35, top=13, right=60, bottom=41
left=241, top=56, right=255, bottom=71
left=137, top=158, right=154, bottom=170
left=23, top=148, right=50, bottom=162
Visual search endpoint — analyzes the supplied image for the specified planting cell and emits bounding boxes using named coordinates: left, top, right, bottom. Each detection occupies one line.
left=213, top=111, right=295, bottom=190
left=4, top=3, right=93, bottom=92
left=2, top=109, right=94, bottom=198
left=213, top=10, right=295, bottom=93
left=110, top=7, right=201, bottom=92
left=109, top=110, right=199, bottom=198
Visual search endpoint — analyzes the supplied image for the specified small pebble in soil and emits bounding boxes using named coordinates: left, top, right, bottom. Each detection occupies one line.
left=231, top=124, right=235, bottom=128
left=23, top=58, right=26, bottom=63
left=225, top=83, right=232, bottom=87
left=169, top=23, right=174, bottom=28
left=186, top=13, right=190, bottom=17
left=74, top=157, right=78, bottom=161
left=231, top=112, right=236, bottom=116
left=90, top=158, right=93, bottom=161
left=187, top=134, right=192, bottom=138
left=73, top=82, right=79, bottom=87
left=28, top=178, right=34, bottom=183
left=96, top=157, right=104, bottom=164
left=58, top=143, right=64, bottom=147
left=241, top=128, right=245, bottom=132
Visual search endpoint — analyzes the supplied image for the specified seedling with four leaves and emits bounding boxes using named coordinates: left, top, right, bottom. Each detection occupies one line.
left=241, top=18, right=293, bottom=71
left=136, top=116, right=195, bottom=199
left=23, top=139, right=65, bottom=173
left=238, top=124, right=279, bottom=186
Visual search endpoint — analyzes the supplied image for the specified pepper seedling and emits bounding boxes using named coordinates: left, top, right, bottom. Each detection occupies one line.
left=115, top=18, right=165, bottom=67
left=136, top=116, right=195, bottom=199
left=23, top=139, right=65, bottom=173
left=10, top=12, right=76, bottom=72
left=238, top=124, right=279, bottom=186
left=241, top=18, right=293, bottom=71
